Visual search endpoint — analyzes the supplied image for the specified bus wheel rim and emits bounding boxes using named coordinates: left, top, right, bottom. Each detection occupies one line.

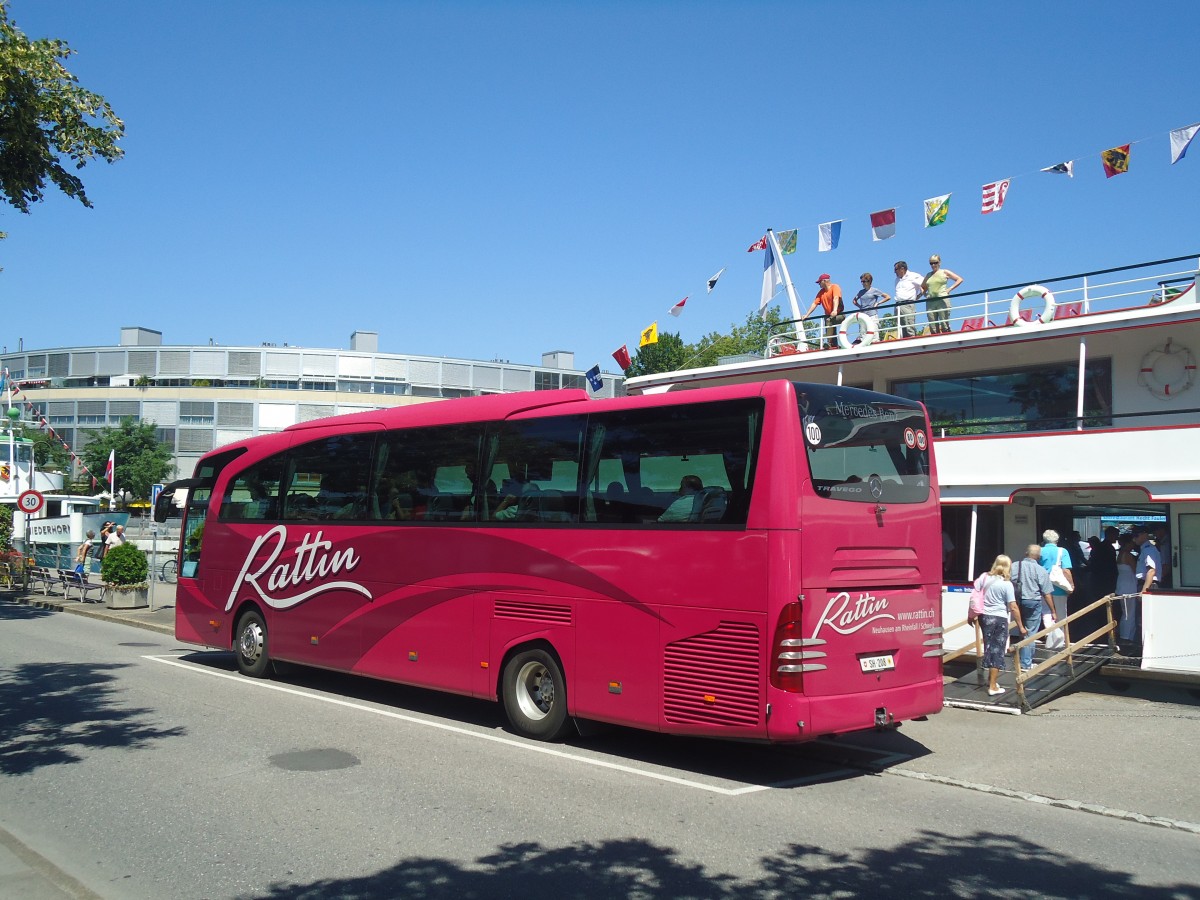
left=239, top=620, right=264, bottom=663
left=515, top=660, right=554, bottom=721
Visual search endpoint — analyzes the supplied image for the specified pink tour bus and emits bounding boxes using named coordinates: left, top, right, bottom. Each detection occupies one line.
left=156, top=379, right=943, bottom=742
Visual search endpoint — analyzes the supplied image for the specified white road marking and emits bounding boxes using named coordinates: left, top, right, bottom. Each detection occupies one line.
left=144, top=653, right=850, bottom=795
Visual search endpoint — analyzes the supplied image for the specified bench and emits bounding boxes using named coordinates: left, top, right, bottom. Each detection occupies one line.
left=27, top=566, right=60, bottom=596
left=59, top=569, right=106, bottom=603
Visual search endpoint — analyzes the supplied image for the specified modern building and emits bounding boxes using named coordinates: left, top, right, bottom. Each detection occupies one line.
left=1, top=328, right=622, bottom=484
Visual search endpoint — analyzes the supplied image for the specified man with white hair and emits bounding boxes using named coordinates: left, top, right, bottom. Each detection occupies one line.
left=1039, top=528, right=1074, bottom=620
left=1013, top=543, right=1054, bottom=670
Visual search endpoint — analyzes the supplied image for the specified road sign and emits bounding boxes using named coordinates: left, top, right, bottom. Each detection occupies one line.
left=17, top=489, right=44, bottom=514
left=151, top=482, right=164, bottom=508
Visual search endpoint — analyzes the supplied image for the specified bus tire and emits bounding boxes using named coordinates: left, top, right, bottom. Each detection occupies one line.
left=501, top=647, right=570, bottom=741
left=234, top=609, right=271, bottom=678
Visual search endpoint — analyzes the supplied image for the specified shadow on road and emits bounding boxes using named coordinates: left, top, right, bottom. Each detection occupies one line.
left=247, top=832, right=1194, bottom=899
left=0, top=660, right=186, bottom=775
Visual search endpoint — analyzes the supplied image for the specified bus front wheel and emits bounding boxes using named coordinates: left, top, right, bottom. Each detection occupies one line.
left=235, top=610, right=271, bottom=678
left=502, top=648, right=570, bottom=741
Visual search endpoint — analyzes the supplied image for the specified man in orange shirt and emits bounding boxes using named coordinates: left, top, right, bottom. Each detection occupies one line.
left=804, top=273, right=844, bottom=350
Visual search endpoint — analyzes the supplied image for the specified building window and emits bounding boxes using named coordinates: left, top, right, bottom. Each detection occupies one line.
left=534, top=371, right=560, bottom=391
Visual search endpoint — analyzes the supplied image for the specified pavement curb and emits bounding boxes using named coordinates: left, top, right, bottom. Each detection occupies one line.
left=4, top=590, right=174, bottom=637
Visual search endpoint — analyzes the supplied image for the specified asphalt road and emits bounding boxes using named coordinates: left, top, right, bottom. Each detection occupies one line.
left=1, top=599, right=1198, bottom=899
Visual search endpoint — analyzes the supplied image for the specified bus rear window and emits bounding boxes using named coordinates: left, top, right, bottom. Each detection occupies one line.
left=797, top=385, right=930, bottom=504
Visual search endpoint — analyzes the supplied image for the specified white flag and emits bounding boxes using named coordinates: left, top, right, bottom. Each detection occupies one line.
left=706, top=268, right=725, bottom=293
left=1170, top=123, right=1200, bottom=164
left=817, top=220, right=842, bottom=252
left=668, top=297, right=687, bottom=317
left=760, top=234, right=782, bottom=317
left=1041, top=161, right=1074, bottom=177
left=981, top=179, right=1011, bottom=215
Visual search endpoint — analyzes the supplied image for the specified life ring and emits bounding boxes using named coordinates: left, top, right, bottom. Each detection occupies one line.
left=837, top=312, right=880, bottom=349
left=1009, top=284, right=1056, bottom=325
left=1138, top=339, right=1197, bottom=399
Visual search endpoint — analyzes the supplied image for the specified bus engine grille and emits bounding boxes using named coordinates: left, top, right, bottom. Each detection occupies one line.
left=663, top=622, right=761, bottom=727
left=493, top=599, right=573, bottom=626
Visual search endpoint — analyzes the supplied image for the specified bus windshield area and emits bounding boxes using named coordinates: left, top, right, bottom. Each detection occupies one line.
left=796, top=384, right=931, bottom=504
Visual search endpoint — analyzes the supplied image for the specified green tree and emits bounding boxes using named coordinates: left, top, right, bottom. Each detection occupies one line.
left=0, top=502, right=11, bottom=551
left=14, top=422, right=69, bottom=471
left=0, top=1, right=124, bottom=226
left=625, top=331, right=688, bottom=378
left=688, top=308, right=785, bottom=368
left=79, top=418, right=174, bottom=502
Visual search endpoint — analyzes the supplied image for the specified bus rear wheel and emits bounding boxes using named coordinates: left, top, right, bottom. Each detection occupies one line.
left=502, top=648, right=570, bottom=741
left=235, top=610, right=271, bottom=678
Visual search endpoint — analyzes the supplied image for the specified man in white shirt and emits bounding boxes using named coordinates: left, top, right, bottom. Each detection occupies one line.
left=893, top=260, right=925, bottom=338
left=105, top=524, right=127, bottom=550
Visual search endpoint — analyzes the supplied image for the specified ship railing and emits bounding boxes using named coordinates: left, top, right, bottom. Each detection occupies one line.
left=766, top=254, right=1200, bottom=355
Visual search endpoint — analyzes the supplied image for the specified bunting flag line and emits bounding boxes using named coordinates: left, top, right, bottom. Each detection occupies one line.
left=706, top=268, right=725, bottom=293
left=639, top=322, right=659, bottom=347
left=746, top=235, right=767, bottom=252
left=924, top=193, right=951, bottom=228
left=1101, top=144, right=1131, bottom=178
left=612, top=344, right=632, bottom=369
left=1041, top=161, right=1074, bottom=177
left=585, top=365, right=603, bottom=392
left=1170, top=123, right=1199, bottom=164
left=818, top=220, right=842, bottom=252
left=981, top=179, right=1011, bottom=214
left=870, top=208, right=896, bottom=242
left=668, top=296, right=688, bottom=317
left=777, top=229, right=797, bottom=255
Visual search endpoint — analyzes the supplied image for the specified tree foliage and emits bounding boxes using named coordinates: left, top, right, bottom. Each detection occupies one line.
left=622, top=309, right=786, bottom=377
left=79, top=418, right=174, bottom=502
left=15, top=421, right=69, bottom=470
left=0, top=1, right=124, bottom=219
left=100, top=540, right=148, bottom=586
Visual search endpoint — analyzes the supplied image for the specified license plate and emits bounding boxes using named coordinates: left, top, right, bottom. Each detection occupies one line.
left=859, top=654, right=895, bottom=673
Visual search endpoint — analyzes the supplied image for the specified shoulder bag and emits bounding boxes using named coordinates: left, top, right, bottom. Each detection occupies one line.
left=968, top=575, right=990, bottom=621
left=1049, top=547, right=1073, bottom=593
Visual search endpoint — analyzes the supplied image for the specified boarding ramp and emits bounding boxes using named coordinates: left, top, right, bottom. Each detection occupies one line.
left=942, top=594, right=1119, bottom=713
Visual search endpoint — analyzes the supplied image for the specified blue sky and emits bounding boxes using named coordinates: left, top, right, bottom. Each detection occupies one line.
left=4, top=1, right=1199, bottom=374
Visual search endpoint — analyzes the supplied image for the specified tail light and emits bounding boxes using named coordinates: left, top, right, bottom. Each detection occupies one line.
left=770, top=601, right=808, bottom=692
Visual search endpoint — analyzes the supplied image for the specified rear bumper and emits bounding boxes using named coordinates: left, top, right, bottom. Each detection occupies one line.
left=766, top=677, right=943, bottom=742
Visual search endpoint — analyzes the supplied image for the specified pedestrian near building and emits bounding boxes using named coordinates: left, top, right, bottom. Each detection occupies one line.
left=921, top=254, right=963, bottom=334
left=974, top=555, right=1022, bottom=696
left=1012, top=543, right=1053, bottom=671
left=893, top=261, right=925, bottom=338
left=804, top=274, right=845, bottom=350
left=1039, top=528, right=1074, bottom=621
left=852, top=273, right=891, bottom=315
left=106, top=524, right=127, bottom=552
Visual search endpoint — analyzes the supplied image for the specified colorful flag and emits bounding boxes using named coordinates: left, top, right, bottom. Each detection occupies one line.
left=585, top=365, right=603, bottom=392
left=1101, top=144, right=1131, bottom=178
left=924, top=194, right=951, bottom=228
left=668, top=296, right=688, bottom=317
left=105, top=449, right=115, bottom=483
left=981, top=179, right=1011, bottom=214
left=746, top=235, right=767, bottom=252
left=760, top=234, right=782, bottom=317
left=776, top=229, right=797, bottom=255
left=870, top=208, right=896, bottom=242
left=639, top=322, right=659, bottom=347
left=1041, top=161, right=1074, bottom=177
left=612, top=344, right=632, bottom=369
left=706, top=268, right=725, bottom=293
left=1170, top=123, right=1200, bottom=164
left=818, top=220, right=842, bottom=252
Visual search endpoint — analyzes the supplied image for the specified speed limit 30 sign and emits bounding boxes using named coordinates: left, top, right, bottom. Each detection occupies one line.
left=18, top=490, right=44, bottom=514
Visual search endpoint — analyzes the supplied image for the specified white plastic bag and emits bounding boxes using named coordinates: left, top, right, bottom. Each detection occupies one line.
left=1049, top=547, right=1073, bottom=593
left=1043, top=613, right=1065, bottom=650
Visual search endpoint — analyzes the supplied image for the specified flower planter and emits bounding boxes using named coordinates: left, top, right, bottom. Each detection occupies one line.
left=105, top=584, right=149, bottom=609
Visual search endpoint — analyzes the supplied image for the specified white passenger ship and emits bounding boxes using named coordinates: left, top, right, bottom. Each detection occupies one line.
left=624, top=255, right=1200, bottom=676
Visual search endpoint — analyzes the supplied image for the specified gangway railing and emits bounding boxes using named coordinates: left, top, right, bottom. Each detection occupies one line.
left=1012, top=594, right=1118, bottom=709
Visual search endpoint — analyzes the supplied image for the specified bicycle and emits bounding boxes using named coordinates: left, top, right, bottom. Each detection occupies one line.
left=160, top=557, right=178, bottom=584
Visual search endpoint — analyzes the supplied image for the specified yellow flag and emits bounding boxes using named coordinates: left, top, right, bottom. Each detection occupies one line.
left=639, top=322, right=659, bottom=347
